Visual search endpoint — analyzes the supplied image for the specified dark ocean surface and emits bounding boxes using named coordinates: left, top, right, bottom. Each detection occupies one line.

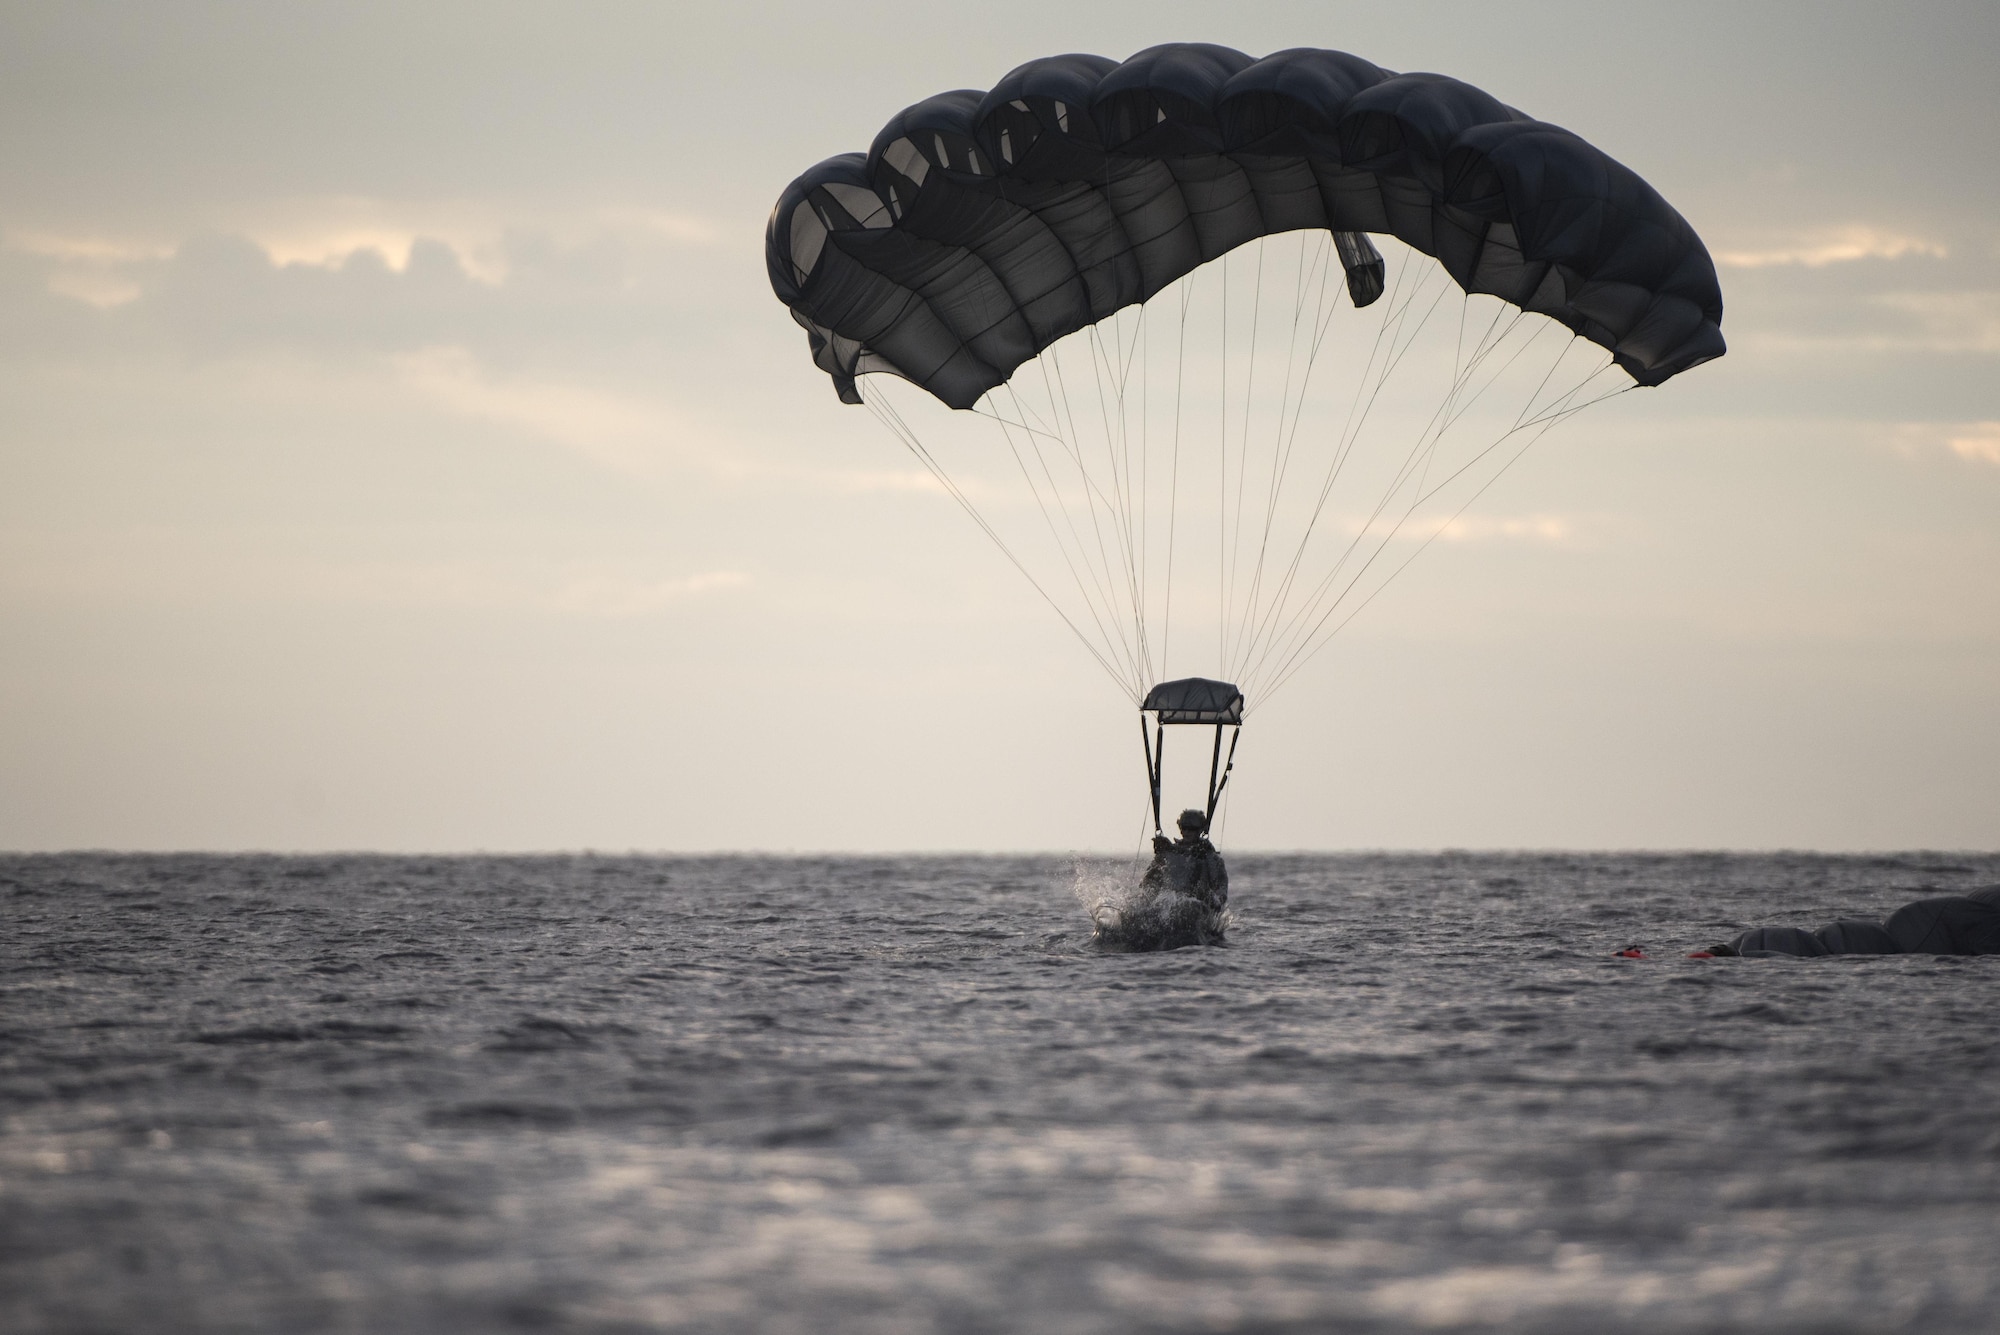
left=4, top=852, right=1998, bottom=1334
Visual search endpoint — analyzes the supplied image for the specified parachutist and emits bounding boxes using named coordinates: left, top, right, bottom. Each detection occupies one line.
left=1142, top=809, right=1230, bottom=913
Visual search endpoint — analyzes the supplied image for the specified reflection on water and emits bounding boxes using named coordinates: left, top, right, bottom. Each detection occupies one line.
left=3, top=852, right=1998, bottom=1332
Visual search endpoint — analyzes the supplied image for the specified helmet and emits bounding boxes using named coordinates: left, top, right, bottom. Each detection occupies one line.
left=1176, top=809, right=1208, bottom=835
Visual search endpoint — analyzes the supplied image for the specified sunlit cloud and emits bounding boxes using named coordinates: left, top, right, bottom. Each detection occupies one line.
left=7, top=229, right=172, bottom=307
left=603, top=208, right=723, bottom=246
left=5, top=230, right=174, bottom=265
left=10, top=199, right=729, bottom=303
left=1948, top=423, right=2000, bottom=465
left=257, top=227, right=487, bottom=278
left=1885, top=420, right=2000, bottom=466
left=393, top=348, right=887, bottom=493
left=1337, top=512, right=1582, bottom=546
left=1434, top=513, right=1574, bottom=544
left=42, top=268, right=145, bottom=308
left=237, top=199, right=509, bottom=281
left=1714, top=225, right=1948, bottom=269
left=238, top=198, right=724, bottom=282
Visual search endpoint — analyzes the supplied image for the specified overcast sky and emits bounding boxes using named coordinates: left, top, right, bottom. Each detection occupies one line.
left=3, top=1, right=1996, bottom=852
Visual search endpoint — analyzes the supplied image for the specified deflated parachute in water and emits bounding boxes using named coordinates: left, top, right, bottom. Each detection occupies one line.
left=767, top=42, right=1725, bottom=409
left=1727, top=886, right=2000, bottom=958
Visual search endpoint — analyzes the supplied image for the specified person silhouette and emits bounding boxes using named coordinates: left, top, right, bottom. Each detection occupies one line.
left=1142, top=808, right=1229, bottom=913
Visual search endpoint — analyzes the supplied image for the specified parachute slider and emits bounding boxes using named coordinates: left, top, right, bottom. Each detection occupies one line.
left=1139, top=679, right=1244, bottom=836
left=1142, top=677, right=1245, bottom=725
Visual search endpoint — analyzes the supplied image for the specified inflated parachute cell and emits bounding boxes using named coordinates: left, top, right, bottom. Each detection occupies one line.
left=767, top=43, right=1725, bottom=409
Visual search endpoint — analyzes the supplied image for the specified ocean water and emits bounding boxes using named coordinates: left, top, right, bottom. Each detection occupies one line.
left=4, top=851, right=1998, bottom=1334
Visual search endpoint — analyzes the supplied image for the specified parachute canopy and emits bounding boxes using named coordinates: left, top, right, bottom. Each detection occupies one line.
left=1143, top=677, right=1245, bottom=725
left=768, top=42, right=1724, bottom=410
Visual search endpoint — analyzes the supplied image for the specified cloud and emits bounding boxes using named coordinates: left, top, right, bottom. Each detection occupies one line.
left=1744, top=289, right=2000, bottom=358
left=0, top=535, right=752, bottom=619
left=43, top=268, right=145, bottom=308
left=212, top=199, right=724, bottom=285
left=1948, top=423, right=2000, bottom=465
left=1886, top=420, right=2000, bottom=466
left=1873, top=291, right=2000, bottom=355
left=328, top=561, right=751, bottom=617
left=8, top=199, right=729, bottom=316
left=254, top=226, right=499, bottom=282
left=829, top=468, right=949, bottom=494
left=1434, top=513, right=1575, bottom=544
left=395, top=347, right=963, bottom=493
left=603, top=209, right=722, bottom=246
left=1337, top=512, right=1583, bottom=546
left=6, top=229, right=173, bottom=308
left=1714, top=226, right=1948, bottom=269
left=6, top=231, right=173, bottom=265
left=395, top=345, right=692, bottom=478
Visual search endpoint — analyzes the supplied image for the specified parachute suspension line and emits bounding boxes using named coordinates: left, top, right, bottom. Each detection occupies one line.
left=1161, top=273, right=1195, bottom=685
left=1253, top=344, right=1628, bottom=697
left=1244, top=300, right=1568, bottom=695
left=1409, top=348, right=1633, bottom=512
left=1042, top=348, right=1140, bottom=690
left=1236, top=229, right=1340, bottom=681
left=1086, top=318, right=1151, bottom=686
left=1240, top=271, right=1559, bottom=694
left=1235, top=229, right=1347, bottom=672
left=987, top=399, right=1143, bottom=693
left=988, top=382, right=1138, bottom=689
left=1417, top=295, right=1514, bottom=498
left=1223, top=238, right=1266, bottom=674
left=1128, top=303, right=1154, bottom=687
left=1506, top=320, right=1595, bottom=437
left=1117, top=303, right=1153, bottom=686
left=1216, top=235, right=1280, bottom=671
left=1209, top=723, right=1241, bottom=844
left=1219, top=247, right=1229, bottom=681
left=1230, top=248, right=1441, bottom=683
left=1071, top=326, right=1147, bottom=686
left=1092, top=344, right=1152, bottom=698
left=1260, top=354, right=1635, bottom=702
left=1144, top=297, right=1160, bottom=683
left=990, top=382, right=1132, bottom=662
left=861, top=383, right=1132, bottom=697
left=1120, top=310, right=1155, bottom=688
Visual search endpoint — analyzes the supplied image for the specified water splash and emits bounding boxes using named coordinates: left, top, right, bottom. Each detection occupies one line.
left=1070, top=857, right=1229, bottom=951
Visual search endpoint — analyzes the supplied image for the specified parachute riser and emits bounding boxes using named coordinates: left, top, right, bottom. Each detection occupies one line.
left=1206, top=724, right=1242, bottom=826
left=1139, top=714, right=1165, bottom=836
left=1140, top=677, right=1246, bottom=838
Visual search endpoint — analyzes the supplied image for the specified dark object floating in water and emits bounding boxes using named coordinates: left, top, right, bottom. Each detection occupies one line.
left=1697, top=886, right=2000, bottom=958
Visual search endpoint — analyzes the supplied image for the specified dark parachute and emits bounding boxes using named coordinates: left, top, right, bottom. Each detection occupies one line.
left=1723, top=886, right=2000, bottom=958
left=767, top=43, right=1724, bottom=409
